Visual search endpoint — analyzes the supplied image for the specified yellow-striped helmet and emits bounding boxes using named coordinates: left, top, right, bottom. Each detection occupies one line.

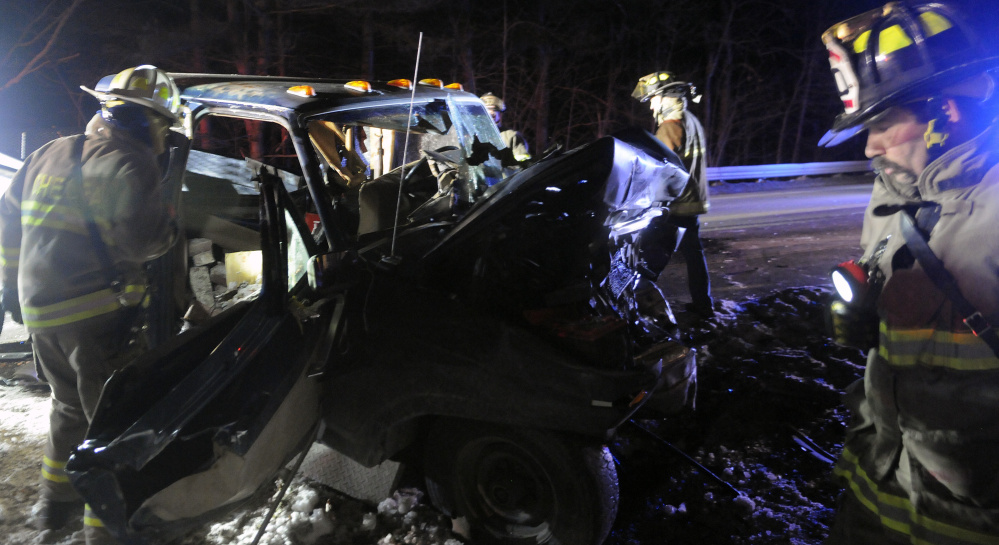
left=631, top=71, right=695, bottom=102
left=821, top=2, right=998, bottom=145
left=81, top=65, right=180, bottom=122
left=480, top=92, right=506, bottom=112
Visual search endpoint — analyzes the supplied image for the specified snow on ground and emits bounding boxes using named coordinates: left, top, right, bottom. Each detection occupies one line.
left=0, top=286, right=865, bottom=545
left=606, top=287, right=865, bottom=544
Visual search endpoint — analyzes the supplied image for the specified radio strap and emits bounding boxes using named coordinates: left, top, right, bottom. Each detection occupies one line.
left=899, top=211, right=999, bottom=358
left=73, top=135, right=129, bottom=305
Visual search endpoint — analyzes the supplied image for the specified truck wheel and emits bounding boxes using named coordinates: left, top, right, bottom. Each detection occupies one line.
left=424, top=421, right=618, bottom=545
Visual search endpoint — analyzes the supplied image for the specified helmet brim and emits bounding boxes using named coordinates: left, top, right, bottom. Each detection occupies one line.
left=631, top=83, right=654, bottom=102
left=81, top=85, right=180, bottom=123
left=636, top=82, right=693, bottom=103
left=829, top=58, right=999, bottom=134
left=633, top=73, right=692, bottom=102
left=818, top=125, right=864, bottom=148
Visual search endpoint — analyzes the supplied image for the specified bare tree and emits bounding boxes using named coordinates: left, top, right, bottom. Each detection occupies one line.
left=1, top=0, right=866, bottom=166
left=0, top=0, right=86, bottom=92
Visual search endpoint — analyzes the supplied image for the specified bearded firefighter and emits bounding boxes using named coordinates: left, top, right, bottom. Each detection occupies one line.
left=819, top=2, right=999, bottom=543
left=0, top=65, right=181, bottom=545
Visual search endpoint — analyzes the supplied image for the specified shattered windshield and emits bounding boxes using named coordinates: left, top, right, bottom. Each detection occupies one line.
left=307, top=96, right=504, bottom=190
left=448, top=96, right=505, bottom=189
left=324, top=97, right=453, bottom=134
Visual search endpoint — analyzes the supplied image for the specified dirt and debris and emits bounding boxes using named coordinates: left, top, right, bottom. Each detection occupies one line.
left=0, top=286, right=865, bottom=545
left=607, top=287, right=865, bottom=544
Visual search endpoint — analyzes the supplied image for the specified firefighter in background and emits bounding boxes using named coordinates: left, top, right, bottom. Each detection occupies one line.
left=632, top=71, right=713, bottom=318
left=818, top=3, right=999, bottom=543
left=480, top=92, right=531, bottom=171
left=0, top=65, right=181, bottom=545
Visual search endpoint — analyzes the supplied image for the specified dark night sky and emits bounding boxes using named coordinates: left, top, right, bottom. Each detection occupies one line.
left=1, top=0, right=997, bottom=162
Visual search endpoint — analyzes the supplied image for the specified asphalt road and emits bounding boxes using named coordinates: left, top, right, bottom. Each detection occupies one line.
left=660, top=176, right=875, bottom=303
left=702, top=182, right=874, bottom=231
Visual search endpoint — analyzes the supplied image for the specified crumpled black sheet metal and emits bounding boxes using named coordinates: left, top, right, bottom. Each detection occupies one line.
left=65, top=302, right=321, bottom=545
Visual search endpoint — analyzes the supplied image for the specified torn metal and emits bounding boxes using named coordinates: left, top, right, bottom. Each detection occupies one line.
left=63, top=74, right=698, bottom=545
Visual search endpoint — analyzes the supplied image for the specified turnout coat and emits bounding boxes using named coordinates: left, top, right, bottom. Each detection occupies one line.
left=0, top=114, right=175, bottom=332
left=837, top=122, right=999, bottom=544
left=655, top=111, right=708, bottom=216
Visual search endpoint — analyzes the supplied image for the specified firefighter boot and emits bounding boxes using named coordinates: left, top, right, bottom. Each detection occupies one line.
left=85, top=525, right=118, bottom=545
left=84, top=505, right=118, bottom=545
left=32, top=498, right=85, bottom=531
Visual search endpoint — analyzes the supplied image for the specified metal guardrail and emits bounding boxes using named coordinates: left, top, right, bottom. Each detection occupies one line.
left=706, top=160, right=870, bottom=181
left=1, top=153, right=22, bottom=189
left=0, top=152, right=22, bottom=172
left=0, top=157, right=20, bottom=193
left=1, top=152, right=871, bottom=185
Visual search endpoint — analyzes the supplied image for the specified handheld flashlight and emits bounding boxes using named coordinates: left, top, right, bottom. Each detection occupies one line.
left=830, top=260, right=869, bottom=305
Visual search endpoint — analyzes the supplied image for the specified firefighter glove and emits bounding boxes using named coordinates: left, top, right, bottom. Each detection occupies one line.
left=2, top=287, right=22, bottom=324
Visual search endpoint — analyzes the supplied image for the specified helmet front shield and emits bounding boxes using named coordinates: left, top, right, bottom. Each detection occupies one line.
left=820, top=1, right=998, bottom=146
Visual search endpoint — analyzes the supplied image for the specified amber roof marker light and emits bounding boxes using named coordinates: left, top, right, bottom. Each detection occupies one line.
left=387, top=79, right=413, bottom=90
left=344, top=81, right=373, bottom=93
left=286, top=85, right=316, bottom=98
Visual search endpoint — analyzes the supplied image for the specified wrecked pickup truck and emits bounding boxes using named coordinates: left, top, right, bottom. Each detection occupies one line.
left=65, top=74, right=697, bottom=545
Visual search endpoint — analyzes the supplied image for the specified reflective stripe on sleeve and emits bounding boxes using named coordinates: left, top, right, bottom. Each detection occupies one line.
left=0, top=245, right=19, bottom=268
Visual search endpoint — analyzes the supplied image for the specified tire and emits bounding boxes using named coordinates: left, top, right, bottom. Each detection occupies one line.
left=424, top=420, right=618, bottom=545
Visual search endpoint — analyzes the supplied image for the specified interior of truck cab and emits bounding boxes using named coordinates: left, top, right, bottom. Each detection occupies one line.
left=306, top=98, right=507, bottom=242
left=174, top=114, right=313, bottom=325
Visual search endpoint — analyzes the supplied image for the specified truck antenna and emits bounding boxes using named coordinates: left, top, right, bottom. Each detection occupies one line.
left=389, top=32, right=423, bottom=260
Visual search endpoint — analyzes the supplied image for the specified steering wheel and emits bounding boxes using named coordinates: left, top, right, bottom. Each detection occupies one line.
left=400, top=155, right=429, bottom=185
left=423, top=146, right=460, bottom=172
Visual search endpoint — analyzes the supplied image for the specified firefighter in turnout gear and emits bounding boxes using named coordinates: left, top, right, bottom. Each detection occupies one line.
left=818, top=3, right=999, bottom=543
left=480, top=92, right=531, bottom=173
left=0, top=65, right=181, bottom=544
left=632, top=71, right=713, bottom=318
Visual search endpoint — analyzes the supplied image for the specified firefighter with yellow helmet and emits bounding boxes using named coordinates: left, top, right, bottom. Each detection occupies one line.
left=480, top=92, right=531, bottom=171
left=632, top=71, right=714, bottom=318
left=0, top=65, right=181, bottom=545
left=818, top=3, right=999, bottom=543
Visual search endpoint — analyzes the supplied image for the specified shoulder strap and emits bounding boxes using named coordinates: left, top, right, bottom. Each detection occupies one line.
left=73, top=136, right=126, bottom=301
left=899, top=211, right=999, bottom=358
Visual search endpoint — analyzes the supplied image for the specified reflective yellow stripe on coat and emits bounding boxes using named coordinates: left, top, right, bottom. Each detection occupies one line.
left=20, top=199, right=90, bottom=236
left=878, top=322, right=999, bottom=371
left=22, top=284, right=146, bottom=329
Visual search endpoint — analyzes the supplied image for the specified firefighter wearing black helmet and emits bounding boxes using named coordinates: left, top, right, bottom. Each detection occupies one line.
left=819, top=3, right=999, bottom=543
left=632, top=71, right=713, bottom=318
left=0, top=65, right=181, bottom=545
